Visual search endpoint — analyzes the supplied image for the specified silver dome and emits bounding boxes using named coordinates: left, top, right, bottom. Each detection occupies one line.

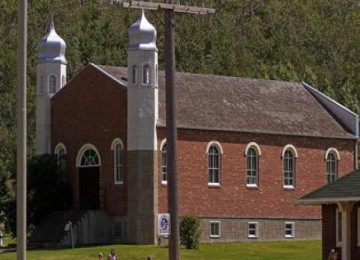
left=128, top=10, right=157, bottom=51
left=37, top=18, right=67, bottom=64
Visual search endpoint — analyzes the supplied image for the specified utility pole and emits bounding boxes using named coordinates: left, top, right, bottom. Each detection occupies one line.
left=122, top=1, right=214, bottom=259
left=17, top=0, right=28, bottom=259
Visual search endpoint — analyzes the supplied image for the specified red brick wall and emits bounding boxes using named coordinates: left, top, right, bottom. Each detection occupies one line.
left=51, top=65, right=128, bottom=216
left=158, top=128, right=355, bottom=219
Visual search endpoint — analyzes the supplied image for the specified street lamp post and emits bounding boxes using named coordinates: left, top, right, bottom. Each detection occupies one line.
left=17, top=0, right=28, bottom=259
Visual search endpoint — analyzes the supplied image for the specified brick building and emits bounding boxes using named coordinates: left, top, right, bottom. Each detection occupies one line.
left=298, top=169, right=360, bottom=260
left=34, top=13, right=358, bottom=245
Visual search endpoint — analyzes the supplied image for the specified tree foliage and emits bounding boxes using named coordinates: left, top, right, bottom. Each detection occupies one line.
left=3, top=154, right=72, bottom=236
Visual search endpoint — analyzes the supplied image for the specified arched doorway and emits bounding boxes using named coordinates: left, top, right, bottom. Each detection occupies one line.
left=77, top=145, right=101, bottom=210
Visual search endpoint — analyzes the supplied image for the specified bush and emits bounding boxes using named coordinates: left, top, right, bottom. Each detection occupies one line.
left=3, top=154, right=72, bottom=236
left=180, top=214, right=201, bottom=249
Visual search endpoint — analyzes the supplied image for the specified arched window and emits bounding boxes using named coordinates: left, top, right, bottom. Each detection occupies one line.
left=132, top=65, right=137, bottom=84
left=76, top=144, right=101, bottom=168
left=326, top=151, right=338, bottom=183
left=111, top=139, right=124, bottom=184
left=38, top=76, right=44, bottom=95
left=208, top=144, right=221, bottom=185
left=55, top=143, right=67, bottom=181
left=161, top=143, right=167, bottom=184
left=283, top=149, right=295, bottom=188
left=49, top=75, right=56, bottom=94
left=114, top=144, right=123, bottom=184
left=246, top=147, right=258, bottom=187
left=80, top=149, right=100, bottom=167
left=143, top=64, right=150, bottom=85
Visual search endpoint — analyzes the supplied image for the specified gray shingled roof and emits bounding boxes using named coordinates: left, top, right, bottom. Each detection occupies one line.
left=96, top=65, right=355, bottom=139
left=296, top=169, right=360, bottom=204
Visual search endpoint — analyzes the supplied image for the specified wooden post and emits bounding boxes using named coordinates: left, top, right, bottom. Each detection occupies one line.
left=164, top=1, right=179, bottom=259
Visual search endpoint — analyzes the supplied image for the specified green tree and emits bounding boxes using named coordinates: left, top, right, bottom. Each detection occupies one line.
left=180, top=214, right=201, bottom=249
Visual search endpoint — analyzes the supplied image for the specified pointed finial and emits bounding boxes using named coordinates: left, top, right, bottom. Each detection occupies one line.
left=50, top=13, right=55, bottom=31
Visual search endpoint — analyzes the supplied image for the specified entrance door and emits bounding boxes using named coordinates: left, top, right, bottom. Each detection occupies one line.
left=79, top=167, right=100, bottom=210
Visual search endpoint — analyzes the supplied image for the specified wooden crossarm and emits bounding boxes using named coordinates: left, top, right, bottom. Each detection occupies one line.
left=122, top=1, right=215, bottom=14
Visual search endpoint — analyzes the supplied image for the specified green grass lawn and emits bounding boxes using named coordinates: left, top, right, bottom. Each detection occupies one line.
left=0, top=240, right=321, bottom=260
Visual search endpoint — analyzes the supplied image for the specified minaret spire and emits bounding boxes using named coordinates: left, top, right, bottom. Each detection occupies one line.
left=50, top=13, right=55, bottom=31
left=126, top=10, right=159, bottom=244
left=35, top=16, right=67, bottom=155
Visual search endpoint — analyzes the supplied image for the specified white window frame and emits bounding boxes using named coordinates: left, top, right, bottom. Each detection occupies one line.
left=336, top=208, right=342, bottom=247
left=246, top=147, right=259, bottom=187
left=206, top=142, right=223, bottom=187
left=284, top=222, right=295, bottom=238
left=114, top=144, right=123, bottom=184
left=248, top=222, right=259, bottom=238
left=111, top=138, right=124, bottom=185
left=326, top=151, right=338, bottom=183
left=76, top=144, right=102, bottom=168
left=49, top=75, right=56, bottom=95
left=283, top=149, right=296, bottom=189
left=161, top=142, right=167, bottom=185
left=210, top=221, right=221, bottom=238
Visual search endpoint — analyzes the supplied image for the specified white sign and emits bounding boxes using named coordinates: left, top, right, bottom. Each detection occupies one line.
left=64, top=223, right=71, bottom=231
left=158, top=213, right=171, bottom=236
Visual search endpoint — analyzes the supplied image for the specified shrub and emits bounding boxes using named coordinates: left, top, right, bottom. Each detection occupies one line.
left=180, top=214, right=201, bottom=249
left=3, top=154, right=72, bottom=236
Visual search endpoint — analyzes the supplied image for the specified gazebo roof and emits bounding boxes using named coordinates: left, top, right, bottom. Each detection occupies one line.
left=296, top=169, right=360, bottom=205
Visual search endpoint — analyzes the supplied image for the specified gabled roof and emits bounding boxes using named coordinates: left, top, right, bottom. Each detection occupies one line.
left=96, top=65, right=356, bottom=139
left=296, top=169, right=360, bottom=205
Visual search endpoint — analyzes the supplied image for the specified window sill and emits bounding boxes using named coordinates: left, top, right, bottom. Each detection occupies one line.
left=208, top=183, right=220, bottom=188
left=114, top=181, right=123, bottom=185
left=246, top=184, right=258, bottom=189
left=161, top=181, right=168, bottom=186
left=209, top=235, right=220, bottom=239
left=283, top=186, right=295, bottom=190
left=285, top=235, right=295, bottom=238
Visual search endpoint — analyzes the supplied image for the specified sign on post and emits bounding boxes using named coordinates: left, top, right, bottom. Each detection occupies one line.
left=158, top=213, right=171, bottom=236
